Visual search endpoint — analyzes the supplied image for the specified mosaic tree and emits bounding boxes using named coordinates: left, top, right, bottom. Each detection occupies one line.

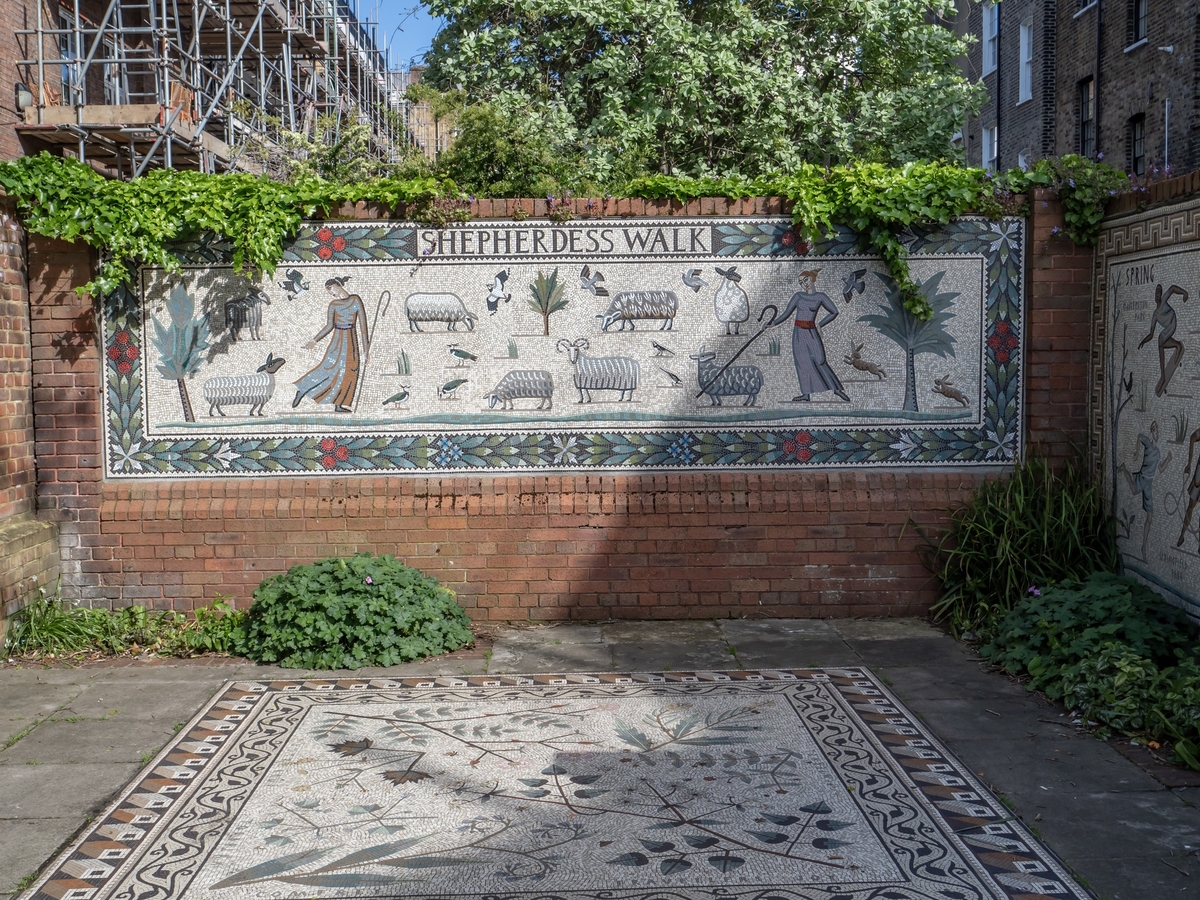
left=150, top=283, right=210, bottom=422
left=861, top=271, right=958, bottom=412
left=528, top=267, right=569, bottom=336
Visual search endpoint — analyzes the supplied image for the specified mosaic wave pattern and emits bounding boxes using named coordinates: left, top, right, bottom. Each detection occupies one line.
left=103, top=217, right=1025, bottom=476
left=22, top=671, right=1088, bottom=900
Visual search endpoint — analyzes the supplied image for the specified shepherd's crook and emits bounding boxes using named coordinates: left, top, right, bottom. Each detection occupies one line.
left=353, top=290, right=391, bottom=413
left=695, top=304, right=778, bottom=398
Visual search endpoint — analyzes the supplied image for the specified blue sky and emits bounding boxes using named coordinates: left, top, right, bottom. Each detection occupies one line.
left=371, top=2, right=443, bottom=70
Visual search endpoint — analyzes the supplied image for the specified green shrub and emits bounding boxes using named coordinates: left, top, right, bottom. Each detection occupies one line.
left=238, top=554, right=473, bottom=669
left=924, top=456, right=1116, bottom=633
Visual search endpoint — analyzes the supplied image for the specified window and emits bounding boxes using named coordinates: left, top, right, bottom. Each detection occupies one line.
left=982, top=126, right=998, bottom=172
left=1130, top=115, right=1146, bottom=175
left=982, top=2, right=999, bottom=73
left=58, top=11, right=82, bottom=106
left=1132, top=0, right=1148, bottom=43
left=1018, top=22, right=1034, bottom=103
left=1079, top=78, right=1095, bottom=157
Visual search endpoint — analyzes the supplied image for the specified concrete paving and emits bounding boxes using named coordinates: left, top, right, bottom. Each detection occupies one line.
left=1, top=618, right=1197, bottom=899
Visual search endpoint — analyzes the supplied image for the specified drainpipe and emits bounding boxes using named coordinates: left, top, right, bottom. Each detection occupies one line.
left=994, top=1, right=1001, bottom=170
left=1094, top=0, right=1102, bottom=155
left=1165, top=96, right=1170, bottom=168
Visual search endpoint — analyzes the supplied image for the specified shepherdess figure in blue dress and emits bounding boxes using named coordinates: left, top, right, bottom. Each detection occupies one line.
left=292, top=276, right=370, bottom=412
left=769, top=269, right=850, bottom=402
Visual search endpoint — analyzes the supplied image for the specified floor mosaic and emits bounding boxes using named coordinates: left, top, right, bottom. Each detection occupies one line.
left=101, top=216, right=1024, bottom=476
left=21, top=670, right=1089, bottom=900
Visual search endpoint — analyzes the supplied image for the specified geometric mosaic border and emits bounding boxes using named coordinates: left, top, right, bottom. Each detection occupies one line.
left=20, top=670, right=1088, bottom=900
left=102, top=217, right=1024, bottom=476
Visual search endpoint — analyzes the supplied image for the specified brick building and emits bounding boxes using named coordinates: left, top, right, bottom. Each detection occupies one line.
left=962, top=0, right=1198, bottom=176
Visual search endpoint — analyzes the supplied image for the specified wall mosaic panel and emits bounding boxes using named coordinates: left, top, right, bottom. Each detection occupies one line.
left=102, top=216, right=1024, bottom=477
left=1099, top=200, right=1200, bottom=619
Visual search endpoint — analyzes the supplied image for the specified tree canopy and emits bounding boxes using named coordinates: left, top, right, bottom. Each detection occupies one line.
left=422, top=0, right=985, bottom=180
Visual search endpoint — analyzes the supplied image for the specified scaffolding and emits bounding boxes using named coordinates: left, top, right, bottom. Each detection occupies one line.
left=15, top=0, right=409, bottom=176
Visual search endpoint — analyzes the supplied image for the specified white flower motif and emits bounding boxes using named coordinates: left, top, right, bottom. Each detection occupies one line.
left=551, top=435, right=579, bottom=465
left=981, top=429, right=1017, bottom=460
left=213, top=443, right=239, bottom=469
left=110, top=439, right=147, bottom=472
left=889, top=432, right=922, bottom=458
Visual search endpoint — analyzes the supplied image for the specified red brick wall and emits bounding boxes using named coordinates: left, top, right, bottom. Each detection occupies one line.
left=24, top=198, right=1093, bottom=619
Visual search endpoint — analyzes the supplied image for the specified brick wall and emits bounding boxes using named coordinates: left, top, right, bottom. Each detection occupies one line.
left=24, top=197, right=1092, bottom=620
left=0, top=192, right=59, bottom=633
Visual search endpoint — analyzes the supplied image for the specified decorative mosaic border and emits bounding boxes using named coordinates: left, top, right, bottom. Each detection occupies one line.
left=20, top=670, right=1088, bottom=900
left=101, top=217, right=1025, bottom=476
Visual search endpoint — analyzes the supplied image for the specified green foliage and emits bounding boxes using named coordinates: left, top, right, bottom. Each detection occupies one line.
left=979, top=573, right=1200, bottom=769
left=424, top=0, right=984, bottom=175
left=151, top=283, right=210, bottom=381
left=3, top=590, right=245, bottom=658
left=526, top=267, right=569, bottom=336
left=239, top=553, right=473, bottom=669
left=996, top=155, right=1131, bottom=246
left=924, top=457, right=1117, bottom=633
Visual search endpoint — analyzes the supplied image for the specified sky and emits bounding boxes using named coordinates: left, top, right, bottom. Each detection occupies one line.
left=369, top=1, right=443, bottom=70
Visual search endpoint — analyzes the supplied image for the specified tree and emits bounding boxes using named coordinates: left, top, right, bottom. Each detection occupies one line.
left=151, top=283, right=210, bottom=422
left=421, top=0, right=984, bottom=179
left=528, top=268, right=568, bottom=336
left=860, top=271, right=958, bottom=412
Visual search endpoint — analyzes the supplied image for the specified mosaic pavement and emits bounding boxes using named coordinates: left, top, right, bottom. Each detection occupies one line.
left=21, top=670, right=1090, bottom=900
left=101, top=216, right=1024, bottom=476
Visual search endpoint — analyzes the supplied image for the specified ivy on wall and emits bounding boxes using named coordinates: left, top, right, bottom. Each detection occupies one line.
left=0, top=152, right=1127, bottom=320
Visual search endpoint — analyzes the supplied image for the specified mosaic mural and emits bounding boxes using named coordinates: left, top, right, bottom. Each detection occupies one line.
left=102, top=216, right=1025, bottom=476
left=20, top=670, right=1089, bottom=900
left=1099, top=200, right=1200, bottom=619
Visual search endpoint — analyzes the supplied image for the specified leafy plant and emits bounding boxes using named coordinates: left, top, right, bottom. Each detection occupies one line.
left=150, top=283, right=210, bottom=422
left=924, top=456, right=1117, bottom=633
left=239, top=554, right=473, bottom=669
left=527, top=268, right=569, bottom=336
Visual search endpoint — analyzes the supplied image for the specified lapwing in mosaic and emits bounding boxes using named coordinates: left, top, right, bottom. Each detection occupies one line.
left=102, top=217, right=1024, bottom=476
left=21, top=671, right=1089, bottom=900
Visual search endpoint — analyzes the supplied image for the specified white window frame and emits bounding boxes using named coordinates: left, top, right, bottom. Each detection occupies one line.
left=1018, top=149, right=1032, bottom=171
left=1018, top=22, right=1033, bottom=103
left=982, top=2, right=999, bottom=74
left=982, top=126, right=998, bottom=172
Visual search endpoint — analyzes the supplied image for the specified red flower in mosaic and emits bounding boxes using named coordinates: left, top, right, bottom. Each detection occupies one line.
left=795, top=447, right=812, bottom=462
left=114, top=330, right=131, bottom=345
left=316, top=226, right=334, bottom=243
left=317, top=244, right=333, bottom=260
left=987, top=334, right=1001, bottom=349
left=783, top=439, right=797, bottom=455
left=117, top=360, right=132, bottom=375
left=124, top=345, right=139, bottom=360
left=1004, top=334, right=1018, bottom=350
left=781, top=231, right=795, bottom=247
left=995, top=320, right=1010, bottom=335
left=794, top=430, right=812, bottom=445
left=321, top=454, right=337, bottom=469
left=334, top=444, right=350, bottom=461
left=331, top=236, right=347, bottom=252
left=107, top=344, right=122, bottom=360
left=996, top=350, right=1010, bottom=364
left=319, top=437, right=337, bottom=453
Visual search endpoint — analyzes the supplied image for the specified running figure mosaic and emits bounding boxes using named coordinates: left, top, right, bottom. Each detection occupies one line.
left=103, top=216, right=1025, bottom=476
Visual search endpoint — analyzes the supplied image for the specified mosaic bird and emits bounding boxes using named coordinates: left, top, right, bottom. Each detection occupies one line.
left=842, top=268, right=868, bottom=304
left=448, top=344, right=478, bottom=367
left=657, top=365, right=683, bottom=387
left=682, top=268, right=707, bottom=292
left=485, top=269, right=511, bottom=315
left=650, top=340, right=674, bottom=358
left=279, top=268, right=310, bottom=301
left=438, top=378, right=468, bottom=400
left=579, top=265, right=609, bottom=297
left=382, top=385, right=411, bottom=406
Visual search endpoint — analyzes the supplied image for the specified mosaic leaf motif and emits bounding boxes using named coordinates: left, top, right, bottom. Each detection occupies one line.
left=103, top=217, right=1023, bottom=476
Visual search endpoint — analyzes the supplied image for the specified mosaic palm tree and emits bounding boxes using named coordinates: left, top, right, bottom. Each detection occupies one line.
left=860, top=271, right=958, bottom=412
left=150, top=283, right=210, bottom=422
left=528, top=267, right=568, bottom=336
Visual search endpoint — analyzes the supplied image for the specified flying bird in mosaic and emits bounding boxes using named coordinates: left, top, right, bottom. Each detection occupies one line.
left=580, top=265, right=609, bottom=297
left=682, top=268, right=707, bottom=292
left=279, top=268, right=310, bottom=300
left=842, top=268, right=868, bottom=304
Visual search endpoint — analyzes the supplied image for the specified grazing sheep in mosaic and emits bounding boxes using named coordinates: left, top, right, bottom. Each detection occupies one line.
left=597, top=290, right=678, bottom=332
left=691, top=347, right=762, bottom=406
left=556, top=338, right=639, bottom=402
left=224, top=289, right=270, bottom=342
left=404, top=292, right=477, bottom=332
left=485, top=370, right=554, bottom=410
left=202, top=352, right=285, bottom=416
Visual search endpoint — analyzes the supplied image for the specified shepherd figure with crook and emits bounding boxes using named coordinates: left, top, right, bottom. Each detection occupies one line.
left=769, top=269, right=850, bottom=402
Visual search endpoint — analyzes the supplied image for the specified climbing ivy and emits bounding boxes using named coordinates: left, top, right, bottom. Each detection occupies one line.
left=0, top=152, right=1128, bottom=319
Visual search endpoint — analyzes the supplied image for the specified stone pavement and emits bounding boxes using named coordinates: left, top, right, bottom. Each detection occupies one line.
left=1, top=618, right=1197, bottom=899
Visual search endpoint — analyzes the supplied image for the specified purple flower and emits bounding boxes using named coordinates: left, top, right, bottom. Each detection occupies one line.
left=365, top=576, right=373, bottom=585
left=1068, top=178, right=1075, bottom=188
left=1051, top=226, right=1061, bottom=235
left=1028, top=586, right=1041, bottom=596
left=1097, top=152, right=1104, bottom=160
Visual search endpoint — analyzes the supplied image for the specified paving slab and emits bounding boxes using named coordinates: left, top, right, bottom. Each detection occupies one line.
left=0, top=684, right=82, bottom=724
left=903, top=695, right=1080, bottom=743
left=489, top=624, right=605, bottom=645
left=601, top=619, right=723, bottom=643
left=718, top=618, right=841, bottom=640
left=878, top=660, right=1030, bottom=700
left=608, top=639, right=737, bottom=671
left=0, top=818, right=82, bottom=896
left=0, top=718, right=178, bottom=766
left=53, top=679, right=221, bottom=721
left=846, top=636, right=986, bottom=667
left=488, top=642, right=613, bottom=673
left=728, top=637, right=859, bottom=669
left=1062, top=853, right=1198, bottom=899
left=830, top=617, right=944, bottom=639
left=0, top=762, right=137, bottom=819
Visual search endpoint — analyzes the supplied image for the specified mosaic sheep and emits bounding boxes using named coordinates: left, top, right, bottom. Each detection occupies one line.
left=224, top=289, right=270, bottom=342
left=485, top=370, right=554, bottom=410
left=202, top=352, right=285, bottom=416
left=405, top=292, right=477, bottom=332
left=691, top=347, right=763, bottom=406
left=597, top=290, right=679, bottom=332
left=556, top=338, right=639, bottom=403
